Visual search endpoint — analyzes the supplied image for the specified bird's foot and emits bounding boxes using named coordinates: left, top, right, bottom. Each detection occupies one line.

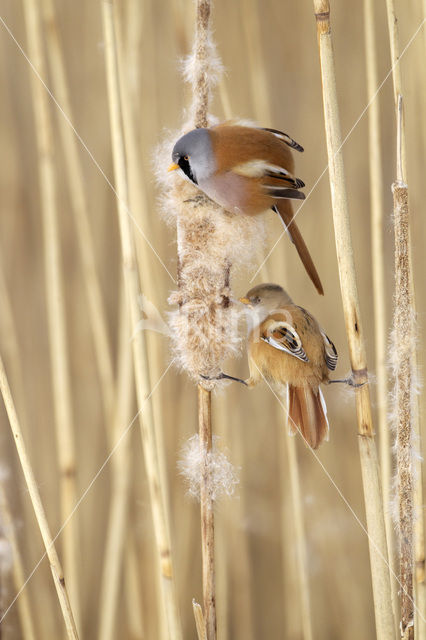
left=328, top=376, right=366, bottom=388
left=200, top=373, right=248, bottom=386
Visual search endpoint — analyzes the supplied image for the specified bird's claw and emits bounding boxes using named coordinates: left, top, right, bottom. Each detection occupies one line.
left=200, top=373, right=248, bottom=386
left=329, top=376, right=367, bottom=388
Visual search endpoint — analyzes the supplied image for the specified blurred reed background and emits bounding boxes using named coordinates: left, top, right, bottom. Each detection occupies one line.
left=0, top=0, right=424, bottom=638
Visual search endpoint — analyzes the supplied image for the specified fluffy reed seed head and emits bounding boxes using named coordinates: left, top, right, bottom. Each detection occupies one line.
left=178, top=434, right=239, bottom=502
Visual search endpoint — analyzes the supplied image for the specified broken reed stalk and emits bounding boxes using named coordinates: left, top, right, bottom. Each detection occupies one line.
left=193, top=599, right=208, bottom=640
left=312, top=2, right=395, bottom=638
left=0, top=484, right=37, bottom=640
left=393, top=95, right=415, bottom=640
left=285, top=433, right=313, bottom=640
left=385, top=4, right=426, bottom=636
left=0, top=356, right=78, bottom=639
left=98, top=290, right=133, bottom=640
left=101, top=4, right=182, bottom=639
left=363, top=0, right=397, bottom=617
left=42, top=0, right=115, bottom=423
left=22, top=0, right=80, bottom=629
left=385, top=0, right=406, bottom=180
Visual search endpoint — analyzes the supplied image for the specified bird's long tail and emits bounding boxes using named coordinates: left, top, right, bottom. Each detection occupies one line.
left=287, top=384, right=329, bottom=449
left=274, top=201, right=324, bottom=295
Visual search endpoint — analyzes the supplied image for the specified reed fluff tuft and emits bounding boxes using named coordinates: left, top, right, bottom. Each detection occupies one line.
left=178, top=434, right=239, bottom=501
left=156, top=112, right=266, bottom=383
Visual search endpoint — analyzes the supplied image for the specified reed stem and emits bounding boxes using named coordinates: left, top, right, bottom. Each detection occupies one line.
left=0, top=483, right=37, bottom=640
left=98, top=290, right=133, bottom=640
left=0, top=355, right=78, bottom=638
left=393, top=95, right=414, bottom=640
left=198, top=387, right=216, bottom=640
left=285, top=434, right=313, bottom=640
left=385, top=4, right=425, bottom=635
left=102, top=3, right=182, bottom=638
left=42, top=0, right=115, bottom=424
left=312, top=2, right=395, bottom=637
left=22, top=0, right=79, bottom=628
left=363, top=0, right=398, bottom=622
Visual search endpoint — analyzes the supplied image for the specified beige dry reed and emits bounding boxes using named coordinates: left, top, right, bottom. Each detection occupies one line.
left=385, top=4, right=426, bottom=636
left=42, top=0, right=115, bottom=424
left=0, top=355, right=78, bottom=639
left=101, top=3, right=182, bottom=638
left=0, top=484, right=36, bottom=640
left=312, top=1, right=395, bottom=638
left=98, top=292, right=133, bottom=640
left=22, top=0, right=80, bottom=627
left=285, top=433, right=313, bottom=640
left=363, top=0, right=398, bottom=623
left=392, top=95, right=415, bottom=640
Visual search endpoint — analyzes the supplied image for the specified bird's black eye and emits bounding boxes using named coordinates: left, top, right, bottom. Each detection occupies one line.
left=178, top=155, right=197, bottom=184
left=251, top=296, right=261, bottom=304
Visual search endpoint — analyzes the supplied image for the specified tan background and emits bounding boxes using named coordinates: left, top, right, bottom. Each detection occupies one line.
left=0, top=0, right=424, bottom=638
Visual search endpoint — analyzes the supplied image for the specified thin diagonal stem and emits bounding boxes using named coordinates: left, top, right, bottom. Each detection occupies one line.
left=0, top=356, right=78, bottom=639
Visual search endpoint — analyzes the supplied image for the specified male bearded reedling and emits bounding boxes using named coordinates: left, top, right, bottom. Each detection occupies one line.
left=168, top=123, right=324, bottom=295
left=240, top=283, right=338, bottom=449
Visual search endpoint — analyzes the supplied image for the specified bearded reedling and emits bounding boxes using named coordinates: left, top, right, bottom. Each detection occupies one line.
left=240, top=283, right=337, bottom=449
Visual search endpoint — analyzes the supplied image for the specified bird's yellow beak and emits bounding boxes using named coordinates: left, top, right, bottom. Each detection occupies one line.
left=167, top=163, right=179, bottom=172
left=239, top=297, right=251, bottom=306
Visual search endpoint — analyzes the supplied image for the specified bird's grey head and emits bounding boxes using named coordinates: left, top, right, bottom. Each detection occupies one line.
left=242, top=283, right=293, bottom=313
left=171, top=128, right=215, bottom=185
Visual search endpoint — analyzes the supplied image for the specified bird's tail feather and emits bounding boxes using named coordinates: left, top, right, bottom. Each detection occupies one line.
left=275, top=201, right=324, bottom=295
left=287, top=384, right=329, bottom=449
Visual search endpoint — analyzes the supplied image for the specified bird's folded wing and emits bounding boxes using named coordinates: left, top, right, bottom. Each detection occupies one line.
left=320, top=330, right=338, bottom=371
left=259, top=127, right=304, bottom=153
left=232, top=160, right=305, bottom=196
left=261, top=320, right=309, bottom=362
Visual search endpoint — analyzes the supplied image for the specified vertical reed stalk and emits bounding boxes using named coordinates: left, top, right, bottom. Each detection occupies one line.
left=192, top=2, right=215, bottom=637
left=22, top=0, right=79, bottom=628
left=98, top=290, right=133, bottom=640
left=101, top=4, right=182, bottom=638
left=115, top=12, right=170, bottom=536
left=385, top=0, right=406, bottom=179
left=385, top=5, right=426, bottom=636
left=124, top=533, right=145, bottom=639
left=42, top=0, right=115, bottom=423
left=0, top=484, right=37, bottom=640
left=285, top=434, right=313, bottom=640
left=393, top=95, right=415, bottom=640
left=198, top=387, right=216, bottom=640
left=242, top=0, right=272, bottom=125
left=0, top=355, right=78, bottom=638
left=312, top=2, right=395, bottom=638
left=363, top=0, right=398, bottom=620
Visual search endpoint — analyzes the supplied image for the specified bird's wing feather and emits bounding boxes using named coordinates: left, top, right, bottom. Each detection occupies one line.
left=261, top=320, right=309, bottom=362
left=259, top=127, right=304, bottom=152
left=232, top=160, right=305, bottom=198
left=320, top=330, right=338, bottom=371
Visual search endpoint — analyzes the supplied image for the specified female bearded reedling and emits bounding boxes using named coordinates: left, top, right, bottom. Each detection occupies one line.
left=168, top=123, right=324, bottom=295
left=240, top=283, right=338, bottom=449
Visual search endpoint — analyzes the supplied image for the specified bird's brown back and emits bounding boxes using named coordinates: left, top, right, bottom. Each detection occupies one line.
left=249, top=307, right=329, bottom=387
left=210, top=124, right=295, bottom=174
